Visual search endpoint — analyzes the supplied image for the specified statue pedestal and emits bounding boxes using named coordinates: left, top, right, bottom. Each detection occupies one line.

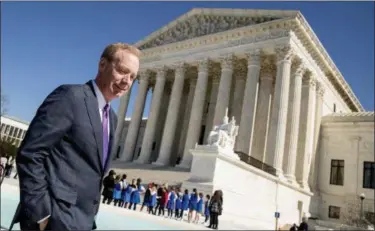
left=182, top=143, right=313, bottom=230
left=183, top=145, right=240, bottom=191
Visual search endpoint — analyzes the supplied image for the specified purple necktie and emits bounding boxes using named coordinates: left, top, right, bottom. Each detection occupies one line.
left=102, top=104, right=110, bottom=168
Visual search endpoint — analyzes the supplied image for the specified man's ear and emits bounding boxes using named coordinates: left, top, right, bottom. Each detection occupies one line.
left=99, top=58, right=107, bottom=72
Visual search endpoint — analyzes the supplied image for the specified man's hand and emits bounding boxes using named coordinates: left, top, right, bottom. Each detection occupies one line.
left=39, top=218, right=49, bottom=231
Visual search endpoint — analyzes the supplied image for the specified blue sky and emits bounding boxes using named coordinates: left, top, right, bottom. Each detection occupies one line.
left=2, top=1, right=374, bottom=122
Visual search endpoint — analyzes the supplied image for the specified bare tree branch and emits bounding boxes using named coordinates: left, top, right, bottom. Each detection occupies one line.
left=341, top=196, right=374, bottom=229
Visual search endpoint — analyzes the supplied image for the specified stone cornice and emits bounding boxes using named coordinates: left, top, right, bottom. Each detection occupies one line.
left=135, top=9, right=363, bottom=112
left=293, top=12, right=363, bottom=112
left=322, top=112, right=375, bottom=123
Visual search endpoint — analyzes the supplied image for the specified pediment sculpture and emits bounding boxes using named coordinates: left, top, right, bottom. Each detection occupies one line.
left=138, top=14, right=281, bottom=50
left=207, top=108, right=239, bottom=152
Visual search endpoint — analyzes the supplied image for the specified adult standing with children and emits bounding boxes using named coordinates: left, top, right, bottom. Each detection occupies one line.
left=208, top=190, right=223, bottom=229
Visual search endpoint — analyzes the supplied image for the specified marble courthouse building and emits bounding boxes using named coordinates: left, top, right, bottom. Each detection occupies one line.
left=112, top=8, right=374, bottom=228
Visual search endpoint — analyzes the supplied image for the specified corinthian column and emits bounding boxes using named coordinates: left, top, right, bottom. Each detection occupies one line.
left=230, top=64, right=246, bottom=125
left=283, top=59, right=305, bottom=185
left=213, top=55, right=234, bottom=127
left=203, top=77, right=220, bottom=143
left=296, top=72, right=316, bottom=190
left=251, top=56, right=275, bottom=162
left=135, top=67, right=167, bottom=164
left=309, top=81, right=325, bottom=191
left=179, top=59, right=210, bottom=169
left=155, top=63, right=187, bottom=166
left=121, top=71, right=150, bottom=161
left=235, top=49, right=261, bottom=155
left=266, top=45, right=294, bottom=178
left=177, top=78, right=197, bottom=160
left=112, top=84, right=133, bottom=159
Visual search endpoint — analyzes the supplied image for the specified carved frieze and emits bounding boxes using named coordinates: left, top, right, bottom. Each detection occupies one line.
left=140, top=29, right=292, bottom=64
left=227, top=29, right=291, bottom=47
left=139, top=14, right=281, bottom=50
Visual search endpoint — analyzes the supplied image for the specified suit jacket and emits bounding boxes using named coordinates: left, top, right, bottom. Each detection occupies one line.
left=12, top=81, right=118, bottom=230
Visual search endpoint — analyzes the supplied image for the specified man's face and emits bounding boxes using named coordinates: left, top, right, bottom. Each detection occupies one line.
left=99, top=49, right=140, bottom=101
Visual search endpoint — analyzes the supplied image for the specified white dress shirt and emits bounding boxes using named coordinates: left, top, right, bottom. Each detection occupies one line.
left=92, top=80, right=110, bottom=137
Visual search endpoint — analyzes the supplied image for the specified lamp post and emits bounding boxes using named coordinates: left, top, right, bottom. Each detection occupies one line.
left=359, top=193, right=365, bottom=220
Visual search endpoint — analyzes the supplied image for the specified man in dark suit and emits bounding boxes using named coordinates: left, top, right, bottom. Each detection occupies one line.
left=12, top=43, right=140, bottom=230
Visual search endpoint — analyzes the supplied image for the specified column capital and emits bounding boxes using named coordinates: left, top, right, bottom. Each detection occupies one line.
left=291, top=59, right=306, bottom=77
left=155, top=66, right=168, bottom=79
left=260, top=56, right=276, bottom=80
left=219, top=54, right=234, bottom=70
left=197, top=58, right=210, bottom=73
left=172, top=62, right=187, bottom=78
left=315, top=81, right=326, bottom=97
left=275, top=44, right=294, bottom=63
left=138, top=70, right=151, bottom=82
left=245, top=48, right=261, bottom=66
left=302, top=71, right=316, bottom=88
left=171, top=62, right=186, bottom=70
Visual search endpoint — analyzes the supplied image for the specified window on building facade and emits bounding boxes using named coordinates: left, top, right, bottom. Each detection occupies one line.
left=4, top=125, right=10, bottom=134
left=330, top=159, right=344, bottom=186
left=328, top=206, right=340, bottom=219
left=363, top=161, right=375, bottom=189
left=17, top=129, right=23, bottom=139
left=9, top=126, right=15, bottom=137
left=333, top=103, right=336, bottom=112
left=13, top=127, right=19, bottom=137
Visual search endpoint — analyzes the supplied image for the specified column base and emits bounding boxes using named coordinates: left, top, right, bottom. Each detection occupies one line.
left=298, top=181, right=311, bottom=192
left=133, top=158, right=151, bottom=164
left=274, top=169, right=287, bottom=182
left=152, top=160, right=169, bottom=166
left=284, top=174, right=299, bottom=187
left=176, top=161, right=191, bottom=170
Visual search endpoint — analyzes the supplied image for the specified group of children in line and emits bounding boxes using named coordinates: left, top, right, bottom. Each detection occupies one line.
left=101, top=170, right=223, bottom=229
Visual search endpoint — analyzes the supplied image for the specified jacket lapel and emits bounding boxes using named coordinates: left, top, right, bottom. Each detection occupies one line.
left=84, top=81, right=104, bottom=172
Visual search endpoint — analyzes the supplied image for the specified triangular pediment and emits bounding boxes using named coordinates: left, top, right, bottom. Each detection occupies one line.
left=135, top=8, right=299, bottom=50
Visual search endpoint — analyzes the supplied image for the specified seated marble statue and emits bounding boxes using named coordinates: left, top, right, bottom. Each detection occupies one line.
left=207, top=109, right=239, bottom=151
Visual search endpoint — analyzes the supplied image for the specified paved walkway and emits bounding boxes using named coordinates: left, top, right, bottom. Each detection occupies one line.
left=1, top=177, right=249, bottom=230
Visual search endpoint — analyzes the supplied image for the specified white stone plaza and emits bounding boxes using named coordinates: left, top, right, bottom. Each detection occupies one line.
left=109, top=8, right=374, bottom=230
